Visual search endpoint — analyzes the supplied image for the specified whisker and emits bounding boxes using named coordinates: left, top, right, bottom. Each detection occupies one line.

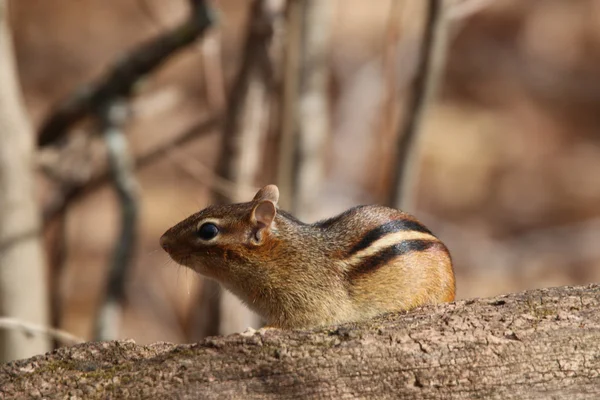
left=186, top=268, right=192, bottom=297
left=175, top=262, right=181, bottom=290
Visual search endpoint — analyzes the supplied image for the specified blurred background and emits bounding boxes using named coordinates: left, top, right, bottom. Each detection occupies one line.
left=1, top=0, right=600, bottom=361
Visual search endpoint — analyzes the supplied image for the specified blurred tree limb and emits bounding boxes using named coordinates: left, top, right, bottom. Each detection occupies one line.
left=39, top=1, right=218, bottom=226
left=214, top=0, right=276, bottom=205
left=193, top=0, right=281, bottom=339
left=389, top=0, right=449, bottom=212
left=37, top=0, right=215, bottom=147
left=93, top=100, right=139, bottom=341
left=387, top=0, right=492, bottom=211
left=276, top=0, right=303, bottom=211
left=37, top=0, right=216, bottom=343
left=293, top=0, right=332, bottom=220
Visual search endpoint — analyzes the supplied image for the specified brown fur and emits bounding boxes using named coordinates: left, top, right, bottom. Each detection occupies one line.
left=160, top=185, right=455, bottom=329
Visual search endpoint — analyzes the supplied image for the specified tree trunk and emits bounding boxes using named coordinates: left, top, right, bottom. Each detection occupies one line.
left=1, top=284, right=599, bottom=399
left=0, top=0, right=50, bottom=362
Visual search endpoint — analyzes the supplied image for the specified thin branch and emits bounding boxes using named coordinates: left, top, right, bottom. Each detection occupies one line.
left=37, top=0, right=215, bottom=147
left=42, top=115, right=220, bottom=224
left=389, top=0, right=449, bottom=212
left=276, top=0, right=303, bottom=211
left=214, top=0, right=275, bottom=204
left=35, top=0, right=216, bottom=345
left=94, top=100, right=139, bottom=341
left=165, top=147, right=257, bottom=202
left=203, top=0, right=278, bottom=337
left=0, top=317, right=84, bottom=345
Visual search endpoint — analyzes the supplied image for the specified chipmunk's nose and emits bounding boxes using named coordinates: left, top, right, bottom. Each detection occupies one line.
left=159, top=234, right=172, bottom=253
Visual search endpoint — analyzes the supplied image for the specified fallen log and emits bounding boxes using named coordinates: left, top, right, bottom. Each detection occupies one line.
left=1, top=284, right=599, bottom=399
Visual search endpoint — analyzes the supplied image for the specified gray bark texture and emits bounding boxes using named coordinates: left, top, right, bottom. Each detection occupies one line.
left=0, top=0, right=50, bottom=361
left=1, top=284, right=599, bottom=399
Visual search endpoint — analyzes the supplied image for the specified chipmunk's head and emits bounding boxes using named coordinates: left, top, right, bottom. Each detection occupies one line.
left=159, top=185, right=280, bottom=280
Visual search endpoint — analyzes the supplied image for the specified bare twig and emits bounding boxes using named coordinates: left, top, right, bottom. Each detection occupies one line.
left=165, top=147, right=257, bottom=201
left=37, top=0, right=215, bottom=147
left=0, top=317, right=84, bottom=346
left=276, top=0, right=303, bottom=211
left=389, top=0, right=449, bottom=212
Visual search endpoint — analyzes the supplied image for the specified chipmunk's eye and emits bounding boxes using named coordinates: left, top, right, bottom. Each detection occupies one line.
left=197, top=223, right=219, bottom=240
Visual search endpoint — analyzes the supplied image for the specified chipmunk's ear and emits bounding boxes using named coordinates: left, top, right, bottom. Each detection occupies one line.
left=250, top=185, right=279, bottom=243
left=252, top=185, right=279, bottom=206
left=251, top=200, right=277, bottom=229
left=250, top=200, right=277, bottom=243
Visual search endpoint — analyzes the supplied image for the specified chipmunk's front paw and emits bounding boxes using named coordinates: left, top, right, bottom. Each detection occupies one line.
left=240, top=326, right=279, bottom=337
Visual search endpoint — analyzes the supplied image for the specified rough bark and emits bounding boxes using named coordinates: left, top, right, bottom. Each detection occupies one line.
left=0, top=0, right=50, bottom=361
left=1, top=284, right=599, bottom=399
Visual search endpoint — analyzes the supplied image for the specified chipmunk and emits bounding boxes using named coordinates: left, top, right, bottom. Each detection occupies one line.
left=160, top=185, right=455, bottom=329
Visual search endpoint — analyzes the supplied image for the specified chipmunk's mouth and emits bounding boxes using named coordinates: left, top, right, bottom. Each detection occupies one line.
left=163, top=250, right=191, bottom=268
left=159, top=233, right=174, bottom=254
